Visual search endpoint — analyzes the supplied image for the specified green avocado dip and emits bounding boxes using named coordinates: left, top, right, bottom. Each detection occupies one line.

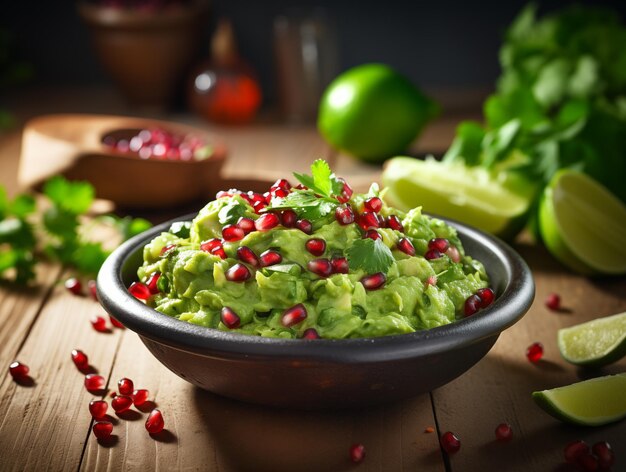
left=134, top=160, right=492, bottom=339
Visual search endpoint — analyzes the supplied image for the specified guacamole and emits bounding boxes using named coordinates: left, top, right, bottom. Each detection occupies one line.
left=135, top=160, right=491, bottom=339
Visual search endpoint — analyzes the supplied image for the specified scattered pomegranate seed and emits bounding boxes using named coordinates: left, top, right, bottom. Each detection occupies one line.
left=255, top=213, right=280, bottom=231
left=225, top=264, right=251, bottom=282
left=526, top=342, right=544, bottom=363
left=579, top=454, right=599, bottom=471
left=237, top=246, right=259, bottom=267
left=71, top=349, right=89, bottom=371
left=336, top=178, right=353, bottom=203
left=302, top=328, right=320, bottom=339
left=476, top=287, right=495, bottom=308
left=495, top=423, right=513, bottom=442
left=424, top=249, right=442, bottom=260
left=305, top=238, right=326, bottom=256
left=92, top=421, right=113, bottom=440
left=9, top=361, right=29, bottom=379
left=64, top=277, right=82, bottom=296
left=592, top=441, right=614, bottom=469
left=146, top=272, right=161, bottom=294
left=87, top=280, right=98, bottom=301
left=132, top=389, right=149, bottom=406
left=364, top=229, right=381, bottom=241
left=89, top=400, right=108, bottom=419
left=160, top=244, right=176, bottom=255
left=146, top=409, right=165, bottom=434
left=440, top=431, right=461, bottom=454
left=397, top=237, right=416, bottom=256
left=361, top=273, right=386, bottom=290
left=91, top=316, right=108, bottom=332
left=296, top=219, right=313, bottom=234
left=200, top=238, right=222, bottom=253
left=446, top=245, right=461, bottom=263
left=564, top=440, right=590, bottom=464
left=280, top=209, right=297, bottom=228
left=84, top=374, right=105, bottom=392
left=222, top=224, right=245, bottom=242
left=331, top=257, right=349, bottom=274
left=335, top=205, right=355, bottom=225
left=282, top=304, right=308, bottom=327
left=425, top=275, right=438, bottom=286
left=110, top=391, right=117, bottom=398
left=109, top=315, right=125, bottom=329
left=259, top=250, right=282, bottom=267
left=128, top=282, right=151, bottom=300
left=428, top=238, right=450, bottom=253
left=237, top=217, right=255, bottom=234
left=118, top=378, right=134, bottom=395
left=463, top=294, right=482, bottom=317
left=386, top=215, right=404, bottom=232
left=545, top=293, right=561, bottom=311
left=307, top=259, right=333, bottom=277
left=358, top=212, right=380, bottom=230
left=349, top=443, right=366, bottom=464
left=221, top=307, right=241, bottom=329
left=112, top=395, right=133, bottom=413
left=363, top=197, right=383, bottom=213
left=424, top=426, right=435, bottom=434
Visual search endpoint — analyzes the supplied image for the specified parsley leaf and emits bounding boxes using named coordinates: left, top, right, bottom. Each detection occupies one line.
left=294, top=159, right=344, bottom=198
left=218, top=199, right=248, bottom=225
left=346, top=238, right=395, bottom=274
left=43, top=176, right=94, bottom=214
left=267, top=190, right=337, bottom=220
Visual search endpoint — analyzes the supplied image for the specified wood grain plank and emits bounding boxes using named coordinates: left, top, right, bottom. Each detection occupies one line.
left=433, top=243, right=626, bottom=471
left=81, top=330, right=445, bottom=472
left=0, top=275, right=124, bottom=471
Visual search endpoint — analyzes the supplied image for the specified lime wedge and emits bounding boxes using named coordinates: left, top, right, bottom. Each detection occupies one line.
left=558, top=312, right=626, bottom=367
left=381, top=157, right=537, bottom=239
left=532, top=374, right=626, bottom=426
left=539, top=170, right=626, bottom=275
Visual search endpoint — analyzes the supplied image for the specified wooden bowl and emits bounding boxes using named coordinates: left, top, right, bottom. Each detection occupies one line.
left=19, top=114, right=227, bottom=209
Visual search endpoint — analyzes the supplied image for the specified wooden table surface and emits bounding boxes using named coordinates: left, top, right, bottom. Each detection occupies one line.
left=0, top=99, right=625, bottom=471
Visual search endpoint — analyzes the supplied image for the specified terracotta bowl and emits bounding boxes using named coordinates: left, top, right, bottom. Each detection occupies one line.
left=97, top=214, right=535, bottom=409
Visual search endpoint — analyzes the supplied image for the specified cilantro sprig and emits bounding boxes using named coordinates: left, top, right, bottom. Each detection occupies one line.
left=346, top=238, right=395, bottom=274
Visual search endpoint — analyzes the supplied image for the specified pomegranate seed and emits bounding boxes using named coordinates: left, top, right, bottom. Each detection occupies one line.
left=270, top=187, right=289, bottom=199
left=65, top=277, right=82, bottom=295
left=87, top=280, right=98, bottom=301
left=397, top=237, right=416, bottom=256
left=216, top=190, right=232, bottom=199
left=71, top=349, right=89, bottom=371
left=579, top=454, right=599, bottom=472
left=331, top=257, right=349, bottom=274
left=440, top=431, right=461, bottom=454
left=428, top=238, right=450, bottom=253
left=425, top=275, right=438, bottom=286
left=280, top=209, right=297, bottom=228
left=592, top=441, right=614, bottom=468
left=118, top=378, right=134, bottom=395
left=349, top=443, right=366, bottom=464
left=358, top=212, right=380, bottom=230
left=495, top=423, right=513, bottom=442
left=386, top=215, right=404, bottom=232
left=132, top=389, right=149, bottom=406
left=255, top=213, right=280, bottom=231
left=545, top=293, right=561, bottom=311
left=526, top=342, right=543, bottom=363
left=463, top=294, right=482, bottom=316
left=9, top=361, right=29, bottom=379
left=564, top=440, right=590, bottom=464
left=335, top=205, right=355, bottom=225
left=361, top=273, right=386, bottom=290
left=211, top=246, right=227, bottom=259
left=476, top=288, right=495, bottom=308
left=146, top=272, right=161, bottom=294
left=129, top=282, right=151, bottom=300
left=222, top=224, right=245, bottom=242
left=92, top=421, right=113, bottom=440
left=259, top=250, right=282, bottom=267
left=84, top=374, right=105, bottom=392
left=160, top=244, right=176, bottom=255
left=200, top=238, right=222, bottom=253
left=336, top=178, right=353, bottom=203
left=364, top=229, right=381, bottom=241
left=237, top=217, right=255, bottom=234
left=272, top=178, right=291, bottom=191
left=424, top=249, right=442, bottom=260
left=302, top=328, right=321, bottom=339
left=146, top=409, right=165, bottom=434
left=225, top=263, right=251, bottom=282
left=109, top=315, right=125, bottom=329
left=446, top=245, right=461, bottom=263
left=296, top=219, right=313, bottom=234
left=282, top=304, right=307, bottom=327
left=305, top=238, right=326, bottom=256
left=363, top=197, right=383, bottom=213
left=294, top=184, right=307, bottom=190
left=89, top=400, right=108, bottom=419
left=237, top=246, right=259, bottom=267
left=91, top=316, right=107, bottom=332
left=112, top=395, right=133, bottom=413
left=221, top=306, right=241, bottom=329
left=253, top=201, right=266, bottom=214
left=307, top=259, right=333, bottom=277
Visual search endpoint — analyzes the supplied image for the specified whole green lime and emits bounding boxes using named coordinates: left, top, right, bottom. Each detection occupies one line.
left=317, top=64, right=436, bottom=163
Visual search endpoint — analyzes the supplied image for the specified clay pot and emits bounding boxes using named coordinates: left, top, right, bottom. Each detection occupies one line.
left=78, top=1, right=209, bottom=108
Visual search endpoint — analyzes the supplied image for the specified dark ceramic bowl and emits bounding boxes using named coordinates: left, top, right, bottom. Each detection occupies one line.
left=97, top=214, right=534, bottom=409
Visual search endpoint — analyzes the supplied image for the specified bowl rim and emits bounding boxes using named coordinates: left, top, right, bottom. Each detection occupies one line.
left=97, top=213, right=535, bottom=363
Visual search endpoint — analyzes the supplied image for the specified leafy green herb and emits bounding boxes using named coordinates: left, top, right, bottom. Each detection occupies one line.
left=293, top=159, right=344, bottom=198
left=346, top=238, right=395, bottom=274
left=218, top=199, right=248, bottom=225
left=168, top=221, right=192, bottom=239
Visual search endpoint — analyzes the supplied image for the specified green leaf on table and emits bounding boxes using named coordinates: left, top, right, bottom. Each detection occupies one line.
left=43, top=206, right=79, bottom=240
left=346, top=238, right=394, bottom=274
left=10, top=194, right=36, bottom=218
left=0, top=249, right=18, bottom=273
left=0, top=186, right=7, bottom=218
left=0, top=217, right=36, bottom=248
left=72, top=242, right=109, bottom=275
left=43, top=176, right=94, bottom=214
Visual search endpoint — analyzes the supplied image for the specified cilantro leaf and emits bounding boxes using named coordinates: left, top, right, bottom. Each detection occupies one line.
left=267, top=190, right=337, bottom=220
left=346, top=238, right=395, bottom=274
left=218, top=199, right=248, bottom=225
left=43, top=176, right=94, bottom=214
left=72, top=242, right=109, bottom=275
left=294, top=159, right=345, bottom=199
